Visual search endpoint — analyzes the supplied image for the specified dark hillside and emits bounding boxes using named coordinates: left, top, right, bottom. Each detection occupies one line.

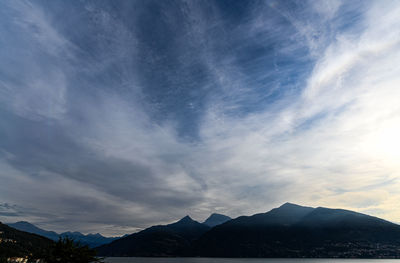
left=0, top=222, right=53, bottom=259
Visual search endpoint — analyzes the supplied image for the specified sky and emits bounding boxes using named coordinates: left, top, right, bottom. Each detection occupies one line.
left=0, top=0, right=400, bottom=236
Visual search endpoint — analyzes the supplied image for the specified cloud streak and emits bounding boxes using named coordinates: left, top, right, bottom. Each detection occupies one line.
left=1, top=0, right=400, bottom=235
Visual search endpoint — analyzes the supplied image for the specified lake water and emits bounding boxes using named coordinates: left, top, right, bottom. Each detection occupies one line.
left=104, top=258, right=400, bottom=263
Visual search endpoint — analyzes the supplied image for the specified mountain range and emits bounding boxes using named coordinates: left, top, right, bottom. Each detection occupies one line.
left=97, top=203, right=400, bottom=258
left=4, top=212, right=231, bottom=253
left=4, top=203, right=400, bottom=258
left=96, top=213, right=231, bottom=256
left=1, top=213, right=230, bottom=259
left=7, top=221, right=118, bottom=248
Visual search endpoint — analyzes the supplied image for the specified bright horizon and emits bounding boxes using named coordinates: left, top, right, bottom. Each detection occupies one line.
left=1, top=0, right=400, bottom=236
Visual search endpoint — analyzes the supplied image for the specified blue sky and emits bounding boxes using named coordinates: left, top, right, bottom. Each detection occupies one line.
left=1, top=0, right=400, bottom=236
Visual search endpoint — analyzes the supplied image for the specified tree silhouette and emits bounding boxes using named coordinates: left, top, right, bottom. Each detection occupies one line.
left=45, top=237, right=103, bottom=263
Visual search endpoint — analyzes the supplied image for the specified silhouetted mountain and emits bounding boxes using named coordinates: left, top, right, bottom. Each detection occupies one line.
left=203, top=213, right=231, bottom=227
left=225, top=203, right=314, bottom=227
left=7, top=221, right=118, bottom=247
left=194, top=203, right=400, bottom=258
left=0, top=222, right=53, bottom=259
left=8, top=221, right=59, bottom=241
left=96, top=215, right=210, bottom=257
left=94, top=203, right=400, bottom=258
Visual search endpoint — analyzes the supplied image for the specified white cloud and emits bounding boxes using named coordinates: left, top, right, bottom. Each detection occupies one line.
left=4, top=70, right=67, bottom=120
left=311, top=0, right=342, bottom=20
left=0, top=0, right=73, bottom=120
left=192, top=0, right=400, bottom=219
left=1, top=0, right=400, bottom=235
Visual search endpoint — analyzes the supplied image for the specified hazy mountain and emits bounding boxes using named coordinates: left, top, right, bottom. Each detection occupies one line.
left=7, top=221, right=118, bottom=247
left=7, top=221, right=59, bottom=241
left=96, top=215, right=210, bottom=257
left=203, top=213, right=231, bottom=227
left=0, top=222, right=53, bottom=259
left=193, top=203, right=400, bottom=257
left=59, top=231, right=119, bottom=248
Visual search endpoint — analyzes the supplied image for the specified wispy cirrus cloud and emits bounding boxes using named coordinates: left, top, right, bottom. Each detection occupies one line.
left=1, top=0, right=400, bottom=235
left=195, top=0, right=400, bottom=218
left=0, top=0, right=73, bottom=120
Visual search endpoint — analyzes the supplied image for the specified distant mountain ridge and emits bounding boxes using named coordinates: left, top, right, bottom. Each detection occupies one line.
left=7, top=221, right=118, bottom=248
left=97, top=203, right=400, bottom=258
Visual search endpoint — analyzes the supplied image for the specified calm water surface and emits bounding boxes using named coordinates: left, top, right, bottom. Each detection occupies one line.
left=104, top=258, right=400, bottom=263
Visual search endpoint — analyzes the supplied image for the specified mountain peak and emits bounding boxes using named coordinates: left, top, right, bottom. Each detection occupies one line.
left=210, top=213, right=226, bottom=217
left=279, top=202, right=302, bottom=208
left=12, top=221, right=35, bottom=226
left=177, top=215, right=194, bottom=223
left=61, top=231, right=84, bottom=237
left=223, top=203, right=315, bottom=227
left=276, top=203, right=314, bottom=212
left=203, top=213, right=231, bottom=227
left=7, top=221, right=60, bottom=241
left=8, top=221, right=45, bottom=233
left=87, top=233, right=103, bottom=238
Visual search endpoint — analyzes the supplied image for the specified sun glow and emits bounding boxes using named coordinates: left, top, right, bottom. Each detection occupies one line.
left=374, top=121, right=400, bottom=161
